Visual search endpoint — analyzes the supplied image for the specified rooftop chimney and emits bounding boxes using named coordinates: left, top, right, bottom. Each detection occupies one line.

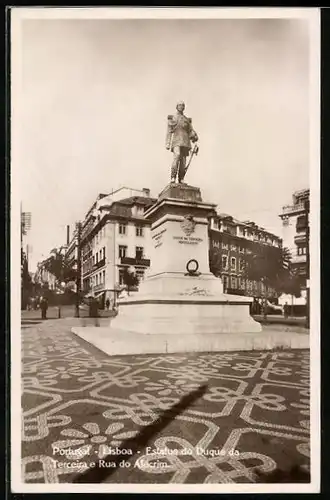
left=66, top=225, right=70, bottom=245
left=142, top=188, right=150, bottom=197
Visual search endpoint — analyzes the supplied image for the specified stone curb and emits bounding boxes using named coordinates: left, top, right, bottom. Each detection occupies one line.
left=71, top=327, right=309, bottom=356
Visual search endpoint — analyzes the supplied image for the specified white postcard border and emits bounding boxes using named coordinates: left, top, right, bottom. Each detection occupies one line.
left=10, top=6, right=321, bottom=494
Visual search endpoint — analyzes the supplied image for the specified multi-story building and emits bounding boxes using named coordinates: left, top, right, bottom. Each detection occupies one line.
left=64, top=225, right=78, bottom=290
left=209, top=213, right=282, bottom=298
left=68, top=186, right=284, bottom=306
left=279, top=189, right=309, bottom=280
left=34, top=258, right=57, bottom=290
left=279, top=188, right=309, bottom=305
left=79, top=187, right=156, bottom=306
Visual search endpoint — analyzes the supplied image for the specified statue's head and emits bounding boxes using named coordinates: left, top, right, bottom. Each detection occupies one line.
left=176, top=101, right=185, bottom=112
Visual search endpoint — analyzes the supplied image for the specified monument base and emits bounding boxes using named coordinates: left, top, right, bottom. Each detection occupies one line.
left=106, top=182, right=262, bottom=342
left=110, top=273, right=262, bottom=335
left=71, top=326, right=309, bottom=356
left=75, top=182, right=273, bottom=354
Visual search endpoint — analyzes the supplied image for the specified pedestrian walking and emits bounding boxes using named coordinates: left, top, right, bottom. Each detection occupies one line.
left=105, top=298, right=110, bottom=311
left=284, top=302, right=289, bottom=319
left=40, top=296, right=48, bottom=320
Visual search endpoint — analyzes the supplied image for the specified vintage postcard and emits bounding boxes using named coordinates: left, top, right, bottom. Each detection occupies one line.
left=11, top=7, right=320, bottom=494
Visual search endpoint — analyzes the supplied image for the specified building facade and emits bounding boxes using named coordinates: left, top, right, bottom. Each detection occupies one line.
left=65, top=186, right=285, bottom=306
left=64, top=226, right=78, bottom=291
left=34, top=258, right=57, bottom=290
left=209, top=213, right=282, bottom=299
left=79, top=187, right=155, bottom=306
left=279, top=188, right=309, bottom=304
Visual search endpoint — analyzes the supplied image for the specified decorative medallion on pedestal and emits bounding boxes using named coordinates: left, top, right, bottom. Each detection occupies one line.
left=181, top=215, right=196, bottom=236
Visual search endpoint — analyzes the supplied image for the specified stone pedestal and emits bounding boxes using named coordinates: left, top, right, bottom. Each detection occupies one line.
left=110, top=183, right=261, bottom=337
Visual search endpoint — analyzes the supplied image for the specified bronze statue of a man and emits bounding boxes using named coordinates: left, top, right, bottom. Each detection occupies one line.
left=166, top=101, right=198, bottom=184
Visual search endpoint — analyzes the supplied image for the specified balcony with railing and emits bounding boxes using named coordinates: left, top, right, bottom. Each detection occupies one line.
left=92, top=258, right=106, bottom=271
left=93, top=283, right=105, bottom=292
left=291, top=254, right=307, bottom=264
left=294, top=233, right=307, bottom=244
left=83, top=268, right=93, bottom=278
left=120, top=256, right=151, bottom=267
left=281, top=202, right=306, bottom=217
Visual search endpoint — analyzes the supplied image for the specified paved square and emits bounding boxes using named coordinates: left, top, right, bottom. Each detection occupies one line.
left=21, top=319, right=310, bottom=484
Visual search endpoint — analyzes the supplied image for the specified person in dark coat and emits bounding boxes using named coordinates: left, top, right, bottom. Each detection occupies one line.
left=88, top=297, right=99, bottom=326
left=40, top=297, right=48, bottom=319
left=105, top=298, right=110, bottom=310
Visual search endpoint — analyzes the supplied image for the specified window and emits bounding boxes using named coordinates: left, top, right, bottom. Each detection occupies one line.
left=119, top=224, right=127, bottom=235
left=231, top=276, right=237, bottom=289
left=136, top=246, right=144, bottom=260
left=136, top=206, right=144, bottom=216
left=119, top=269, right=125, bottom=286
left=298, top=246, right=307, bottom=256
left=103, top=270, right=105, bottom=283
left=136, top=270, right=145, bottom=282
left=96, top=274, right=98, bottom=285
left=222, top=275, right=228, bottom=290
left=103, top=247, right=106, bottom=260
left=96, top=253, right=99, bottom=264
left=222, top=255, right=228, bottom=270
left=119, top=245, right=127, bottom=259
left=239, top=258, right=245, bottom=272
left=136, top=225, right=144, bottom=237
left=230, top=257, right=236, bottom=270
left=296, top=215, right=307, bottom=232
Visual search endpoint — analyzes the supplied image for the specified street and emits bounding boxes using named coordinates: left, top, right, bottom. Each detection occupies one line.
left=22, top=304, right=116, bottom=321
left=21, top=316, right=310, bottom=484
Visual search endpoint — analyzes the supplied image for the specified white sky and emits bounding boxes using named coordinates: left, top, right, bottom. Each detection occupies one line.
left=17, top=17, right=310, bottom=271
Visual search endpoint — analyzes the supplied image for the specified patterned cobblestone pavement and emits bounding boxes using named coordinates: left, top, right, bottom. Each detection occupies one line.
left=21, top=318, right=310, bottom=484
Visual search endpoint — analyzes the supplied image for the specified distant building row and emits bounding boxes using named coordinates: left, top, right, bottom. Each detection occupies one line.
left=62, top=186, right=283, bottom=307
left=35, top=186, right=309, bottom=307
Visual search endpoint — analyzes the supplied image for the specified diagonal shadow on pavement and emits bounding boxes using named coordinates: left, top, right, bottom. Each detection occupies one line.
left=72, top=384, right=208, bottom=484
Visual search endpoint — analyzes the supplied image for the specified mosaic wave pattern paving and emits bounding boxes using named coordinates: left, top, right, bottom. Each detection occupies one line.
left=21, top=321, right=310, bottom=484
